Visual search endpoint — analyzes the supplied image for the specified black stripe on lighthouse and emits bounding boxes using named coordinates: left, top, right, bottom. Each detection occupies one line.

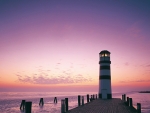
left=99, top=61, right=111, bottom=64
left=100, top=66, right=110, bottom=70
left=99, top=75, right=111, bottom=80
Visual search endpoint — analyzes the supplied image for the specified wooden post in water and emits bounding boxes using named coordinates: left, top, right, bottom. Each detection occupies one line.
left=96, top=94, right=97, bottom=99
left=65, top=98, right=68, bottom=111
left=129, top=98, right=133, bottom=107
left=87, top=94, right=89, bottom=103
left=54, top=97, right=57, bottom=103
left=78, top=95, right=81, bottom=106
left=90, top=95, right=93, bottom=102
left=122, top=94, right=125, bottom=101
left=82, top=96, right=84, bottom=105
left=124, top=94, right=126, bottom=101
left=122, top=95, right=124, bottom=100
left=137, top=103, right=141, bottom=113
left=93, top=94, right=95, bottom=100
left=122, top=94, right=126, bottom=101
left=39, top=98, right=44, bottom=106
left=61, top=99, right=66, bottom=113
left=126, top=97, right=129, bottom=106
left=25, top=102, right=32, bottom=113
left=20, top=100, right=25, bottom=111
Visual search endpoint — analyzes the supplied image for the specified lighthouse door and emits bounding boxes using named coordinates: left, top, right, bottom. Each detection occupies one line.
left=102, top=89, right=107, bottom=99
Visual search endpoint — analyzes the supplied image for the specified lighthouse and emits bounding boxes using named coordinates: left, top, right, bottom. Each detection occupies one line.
left=99, top=50, right=112, bottom=99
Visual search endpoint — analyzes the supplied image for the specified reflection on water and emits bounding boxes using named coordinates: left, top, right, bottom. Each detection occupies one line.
left=0, top=92, right=150, bottom=113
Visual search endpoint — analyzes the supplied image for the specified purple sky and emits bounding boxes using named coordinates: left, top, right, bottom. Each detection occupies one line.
left=0, top=0, right=150, bottom=92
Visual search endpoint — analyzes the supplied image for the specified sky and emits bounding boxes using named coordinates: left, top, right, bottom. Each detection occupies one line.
left=0, top=0, right=150, bottom=92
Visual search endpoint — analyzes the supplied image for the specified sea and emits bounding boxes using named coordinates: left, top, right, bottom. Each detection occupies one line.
left=0, top=91, right=150, bottom=113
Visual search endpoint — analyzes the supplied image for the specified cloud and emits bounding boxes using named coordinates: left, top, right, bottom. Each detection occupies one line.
left=16, top=72, right=92, bottom=85
left=120, top=79, right=150, bottom=83
left=124, top=62, right=129, bottom=66
left=146, top=64, right=150, bottom=67
left=16, top=63, right=92, bottom=85
left=137, top=63, right=150, bottom=67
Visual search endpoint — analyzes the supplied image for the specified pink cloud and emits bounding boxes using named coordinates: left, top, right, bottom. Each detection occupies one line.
left=120, top=79, right=150, bottom=83
left=16, top=66, right=92, bottom=84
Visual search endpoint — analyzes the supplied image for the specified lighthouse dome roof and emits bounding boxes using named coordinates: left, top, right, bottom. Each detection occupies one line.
left=99, top=50, right=110, bottom=54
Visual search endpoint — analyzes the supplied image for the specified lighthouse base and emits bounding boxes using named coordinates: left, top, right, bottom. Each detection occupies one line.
left=99, top=93, right=112, bottom=99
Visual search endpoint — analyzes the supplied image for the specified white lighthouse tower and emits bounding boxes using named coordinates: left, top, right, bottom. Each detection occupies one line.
left=99, top=50, right=112, bottom=99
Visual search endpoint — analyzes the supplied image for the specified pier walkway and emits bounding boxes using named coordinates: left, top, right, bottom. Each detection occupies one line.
left=66, top=98, right=137, bottom=113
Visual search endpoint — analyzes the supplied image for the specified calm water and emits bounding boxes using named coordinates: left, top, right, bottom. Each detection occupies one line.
left=0, top=91, right=149, bottom=113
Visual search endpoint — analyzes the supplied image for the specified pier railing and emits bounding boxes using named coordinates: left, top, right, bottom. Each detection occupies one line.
left=122, top=94, right=141, bottom=113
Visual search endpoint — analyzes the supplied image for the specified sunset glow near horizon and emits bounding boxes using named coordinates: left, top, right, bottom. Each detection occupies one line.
left=0, top=0, right=150, bottom=92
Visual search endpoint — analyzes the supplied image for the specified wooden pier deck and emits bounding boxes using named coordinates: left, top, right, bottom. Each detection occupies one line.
left=66, top=98, right=137, bottom=113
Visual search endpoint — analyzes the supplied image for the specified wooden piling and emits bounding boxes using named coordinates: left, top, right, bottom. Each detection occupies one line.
left=82, top=96, right=84, bottom=105
left=96, top=94, right=97, bottom=99
left=65, top=98, right=68, bottom=111
left=126, top=97, right=129, bottom=106
left=129, top=98, right=133, bottom=107
left=122, top=94, right=126, bottom=101
left=54, top=97, right=57, bottom=103
left=39, top=98, right=44, bottom=106
left=25, top=102, right=32, bottom=113
left=87, top=94, right=89, bottom=103
left=78, top=95, right=81, bottom=106
left=61, top=99, right=66, bottom=113
left=20, top=100, right=25, bottom=111
left=137, top=103, right=141, bottom=113
left=90, top=95, right=93, bottom=102
left=93, top=94, right=95, bottom=100
left=124, top=94, right=126, bottom=101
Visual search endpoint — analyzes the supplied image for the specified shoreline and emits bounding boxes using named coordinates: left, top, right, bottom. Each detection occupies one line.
left=139, top=91, right=150, bottom=93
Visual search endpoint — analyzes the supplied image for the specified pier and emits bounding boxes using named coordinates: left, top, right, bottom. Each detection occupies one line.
left=19, top=94, right=141, bottom=113
left=66, top=98, right=137, bottom=113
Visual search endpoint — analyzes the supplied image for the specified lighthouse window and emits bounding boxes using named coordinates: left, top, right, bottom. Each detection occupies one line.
left=101, top=54, right=104, bottom=57
left=105, top=54, right=110, bottom=57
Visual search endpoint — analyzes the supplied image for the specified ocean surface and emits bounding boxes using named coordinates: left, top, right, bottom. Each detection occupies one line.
left=0, top=91, right=150, bottom=113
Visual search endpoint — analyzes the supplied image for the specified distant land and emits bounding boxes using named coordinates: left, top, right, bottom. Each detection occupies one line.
left=139, top=91, right=150, bottom=93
